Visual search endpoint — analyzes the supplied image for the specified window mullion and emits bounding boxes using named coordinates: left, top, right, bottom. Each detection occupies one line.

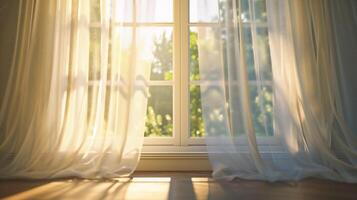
left=180, top=0, right=190, bottom=146
left=158, top=0, right=181, bottom=146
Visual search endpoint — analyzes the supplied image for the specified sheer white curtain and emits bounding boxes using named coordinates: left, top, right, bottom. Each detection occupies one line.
left=0, top=0, right=156, bottom=179
left=196, top=0, right=357, bottom=182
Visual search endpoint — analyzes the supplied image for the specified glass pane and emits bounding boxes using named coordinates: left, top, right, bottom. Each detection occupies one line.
left=104, top=86, right=111, bottom=126
left=87, top=85, right=98, bottom=125
left=189, top=27, right=221, bottom=81
left=137, top=27, right=173, bottom=81
left=89, top=28, right=101, bottom=80
left=249, top=84, right=273, bottom=136
left=190, top=0, right=220, bottom=23
left=240, top=0, right=251, bottom=23
left=137, top=0, right=173, bottom=22
left=256, top=27, right=272, bottom=80
left=87, top=85, right=123, bottom=135
left=226, top=84, right=246, bottom=136
left=242, top=25, right=256, bottom=80
left=90, top=27, right=133, bottom=80
left=112, top=0, right=133, bottom=22
left=190, top=85, right=205, bottom=137
left=145, top=86, right=173, bottom=137
left=254, top=0, right=267, bottom=22
left=189, top=28, right=200, bottom=81
left=90, top=0, right=101, bottom=23
left=110, top=27, right=133, bottom=80
left=91, top=0, right=133, bottom=23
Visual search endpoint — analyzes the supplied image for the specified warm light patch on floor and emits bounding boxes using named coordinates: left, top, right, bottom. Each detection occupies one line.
left=1, top=173, right=356, bottom=200
left=4, top=178, right=172, bottom=200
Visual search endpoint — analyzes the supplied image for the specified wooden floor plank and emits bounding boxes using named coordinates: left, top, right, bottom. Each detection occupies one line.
left=0, top=172, right=356, bottom=200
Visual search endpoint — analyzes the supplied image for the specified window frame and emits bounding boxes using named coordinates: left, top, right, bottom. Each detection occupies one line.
left=142, top=0, right=210, bottom=148
left=143, top=0, right=278, bottom=151
left=88, top=0, right=277, bottom=155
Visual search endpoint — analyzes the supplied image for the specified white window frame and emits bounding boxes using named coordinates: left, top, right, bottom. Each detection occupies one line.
left=86, top=0, right=277, bottom=170
left=143, top=0, right=277, bottom=153
left=88, top=0, right=277, bottom=164
left=143, top=0, right=207, bottom=149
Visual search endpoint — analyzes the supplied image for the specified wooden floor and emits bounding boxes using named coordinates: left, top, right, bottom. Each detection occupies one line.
left=0, top=172, right=356, bottom=200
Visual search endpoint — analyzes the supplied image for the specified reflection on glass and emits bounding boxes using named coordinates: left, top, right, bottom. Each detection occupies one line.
left=190, top=0, right=219, bottom=22
left=137, top=0, right=173, bottom=22
left=145, top=86, right=173, bottom=137
left=190, top=85, right=205, bottom=137
left=137, top=27, right=173, bottom=81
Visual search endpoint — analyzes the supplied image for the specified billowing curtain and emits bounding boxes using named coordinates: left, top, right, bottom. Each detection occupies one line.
left=0, top=0, right=156, bottom=179
left=196, top=0, right=357, bottom=182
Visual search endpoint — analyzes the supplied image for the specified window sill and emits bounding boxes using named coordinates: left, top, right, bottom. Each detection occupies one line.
left=137, top=137, right=284, bottom=171
left=137, top=146, right=211, bottom=171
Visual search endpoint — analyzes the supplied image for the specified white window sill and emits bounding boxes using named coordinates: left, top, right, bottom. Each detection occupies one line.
left=137, top=145, right=211, bottom=171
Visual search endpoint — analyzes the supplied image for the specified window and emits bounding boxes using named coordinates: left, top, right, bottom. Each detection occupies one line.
left=89, top=0, right=273, bottom=153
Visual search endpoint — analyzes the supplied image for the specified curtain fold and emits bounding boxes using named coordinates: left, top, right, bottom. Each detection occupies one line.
left=199, top=0, right=357, bottom=182
left=0, top=0, right=152, bottom=179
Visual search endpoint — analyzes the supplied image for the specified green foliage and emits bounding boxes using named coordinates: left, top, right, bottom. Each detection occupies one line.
left=189, top=31, right=200, bottom=81
left=189, top=31, right=205, bottom=137
left=251, top=86, right=273, bottom=136
left=145, top=31, right=205, bottom=137
left=145, top=107, right=173, bottom=137
left=150, top=32, right=173, bottom=81
left=189, top=85, right=205, bottom=137
left=145, top=33, right=174, bottom=137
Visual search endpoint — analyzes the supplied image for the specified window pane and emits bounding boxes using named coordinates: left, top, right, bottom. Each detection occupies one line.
left=145, top=86, right=173, bottom=137
left=112, top=0, right=133, bottom=22
left=90, top=27, right=133, bottom=80
left=90, top=0, right=133, bottom=23
left=110, top=27, right=133, bottom=80
left=240, top=0, right=251, bottom=23
left=90, top=0, right=101, bottom=23
left=137, top=27, right=173, bottom=81
left=189, top=27, right=221, bottom=81
left=137, top=0, right=173, bottom=22
left=190, top=85, right=205, bottom=137
left=256, top=27, right=272, bottom=80
left=254, top=0, right=267, bottom=22
left=249, top=85, right=273, bottom=136
left=89, top=28, right=101, bottom=80
left=190, top=0, right=219, bottom=23
left=87, top=85, right=98, bottom=127
left=242, top=25, right=256, bottom=80
left=189, top=28, right=200, bottom=81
